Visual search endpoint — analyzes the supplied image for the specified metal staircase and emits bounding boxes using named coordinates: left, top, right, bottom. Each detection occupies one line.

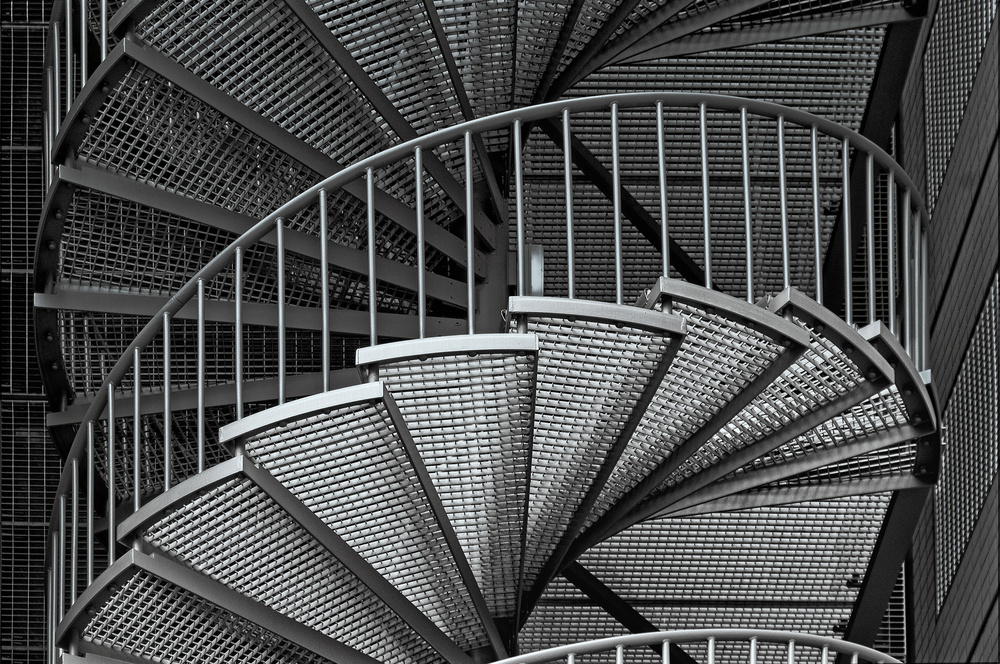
left=37, top=1, right=937, bottom=663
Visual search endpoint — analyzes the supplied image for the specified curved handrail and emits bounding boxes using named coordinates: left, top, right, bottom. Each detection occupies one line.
left=494, top=629, right=900, bottom=663
left=44, top=91, right=931, bottom=650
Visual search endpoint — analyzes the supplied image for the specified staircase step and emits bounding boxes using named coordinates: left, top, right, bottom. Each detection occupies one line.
left=114, top=456, right=468, bottom=663
left=356, top=334, right=538, bottom=621
left=58, top=548, right=378, bottom=664
left=506, top=296, right=686, bottom=596
left=219, top=382, right=499, bottom=655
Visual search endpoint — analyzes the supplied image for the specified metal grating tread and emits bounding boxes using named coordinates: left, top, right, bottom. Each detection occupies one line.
left=357, top=335, right=537, bottom=620
left=508, top=297, right=684, bottom=594
left=79, top=567, right=337, bottom=664
left=141, top=474, right=440, bottom=664
left=237, top=386, right=490, bottom=653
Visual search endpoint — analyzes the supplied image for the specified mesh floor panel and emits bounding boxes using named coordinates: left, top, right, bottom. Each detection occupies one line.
left=585, top=298, right=787, bottom=527
left=142, top=475, right=438, bottom=664
left=653, top=314, right=868, bottom=491
left=81, top=569, right=336, bottom=664
left=515, top=310, right=676, bottom=593
left=375, top=349, right=536, bottom=619
left=243, top=398, right=488, bottom=652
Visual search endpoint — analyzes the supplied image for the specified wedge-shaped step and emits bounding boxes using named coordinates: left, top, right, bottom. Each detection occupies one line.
left=506, top=297, right=686, bottom=597
left=58, top=548, right=382, bottom=664
left=220, top=382, right=504, bottom=657
left=357, top=334, right=538, bottom=622
left=117, top=456, right=470, bottom=664
left=572, top=284, right=895, bottom=554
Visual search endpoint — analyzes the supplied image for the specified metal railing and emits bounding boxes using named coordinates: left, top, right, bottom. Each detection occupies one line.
left=41, top=16, right=930, bottom=653
left=494, top=630, right=900, bottom=663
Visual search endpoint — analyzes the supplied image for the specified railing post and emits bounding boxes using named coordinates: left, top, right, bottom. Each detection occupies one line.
left=162, top=312, right=171, bottom=490
left=318, top=193, right=330, bottom=385
left=133, top=348, right=141, bottom=515
left=920, top=227, right=928, bottom=370
left=778, top=115, right=790, bottom=290
left=662, top=639, right=671, bottom=664
left=366, top=170, right=377, bottom=346
left=465, top=130, right=475, bottom=334
left=750, top=636, right=758, bottom=664
left=86, top=422, right=94, bottom=585
left=78, top=0, right=87, bottom=87
left=887, top=174, right=897, bottom=335
left=787, top=639, right=796, bottom=664
left=70, top=458, right=78, bottom=604
left=564, top=108, right=576, bottom=297
left=100, top=0, right=109, bottom=60
left=514, top=119, right=526, bottom=299
left=903, top=191, right=913, bottom=356
left=700, top=102, right=712, bottom=289
left=842, top=138, right=853, bottom=325
left=611, top=102, right=623, bottom=305
left=234, top=248, right=244, bottom=413
left=106, top=382, right=115, bottom=565
left=657, top=101, right=669, bottom=280
left=276, top=218, right=286, bottom=403
left=64, top=0, right=73, bottom=116
left=811, top=125, right=823, bottom=304
left=707, top=636, right=715, bottom=664
left=196, top=279, right=205, bottom=472
left=53, top=24, right=61, bottom=132
left=866, top=154, right=876, bottom=324
left=741, top=107, right=753, bottom=302
left=414, top=148, right=427, bottom=338
left=57, top=496, right=65, bottom=622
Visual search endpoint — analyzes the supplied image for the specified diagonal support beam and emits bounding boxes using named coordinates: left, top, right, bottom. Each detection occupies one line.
left=536, top=117, right=707, bottom=285
left=419, top=0, right=508, bottom=225
left=561, top=562, right=699, bottom=664
left=283, top=0, right=497, bottom=250
left=55, top=164, right=470, bottom=304
left=617, top=8, right=925, bottom=63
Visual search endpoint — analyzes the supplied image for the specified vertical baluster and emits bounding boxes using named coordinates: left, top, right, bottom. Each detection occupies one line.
left=842, top=138, right=853, bottom=325
left=700, top=102, right=711, bottom=289
left=851, top=653, right=859, bottom=664
left=196, top=279, right=205, bottom=473
left=86, top=422, right=94, bottom=585
left=58, top=497, right=65, bottom=621
left=662, top=639, right=671, bottom=664
left=366, top=170, right=377, bottom=346
left=616, top=644, right=624, bottom=664
left=106, top=383, right=115, bottom=565
left=887, top=174, right=897, bottom=335
left=276, top=219, right=286, bottom=404
left=162, top=313, right=171, bottom=491
left=415, top=148, right=427, bottom=338
left=564, top=108, right=576, bottom=297
left=318, top=193, right=330, bottom=386
left=465, top=131, right=476, bottom=334
left=920, top=228, right=928, bottom=370
left=514, top=120, right=526, bottom=299
left=657, top=101, right=670, bottom=280
left=79, top=0, right=87, bottom=87
left=234, top=248, right=244, bottom=414
left=568, top=654, right=575, bottom=664
left=902, top=191, right=913, bottom=356
left=64, top=0, right=73, bottom=115
left=70, top=460, right=78, bottom=603
left=707, top=636, right=715, bottom=664
left=47, top=565, right=54, bottom=664
left=53, top=25, right=61, bottom=133
left=821, top=645, right=830, bottom=664
left=866, top=154, right=876, bottom=324
left=811, top=125, right=823, bottom=303
left=749, top=636, right=758, bottom=664
left=741, top=107, right=753, bottom=302
left=778, top=115, right=790, bottom=290
left=611, top=102, right=623, bottom=305
left=133, top=348, right=141, bottom=514
left=100, top=0, right=108, bottom=60
left=787, top=639, right=796, bottom=664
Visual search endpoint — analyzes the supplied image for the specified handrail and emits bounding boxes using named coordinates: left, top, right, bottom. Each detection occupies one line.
left=43, top=87, right=931, bottom=656
left=494, top=629, right=901, bottom=663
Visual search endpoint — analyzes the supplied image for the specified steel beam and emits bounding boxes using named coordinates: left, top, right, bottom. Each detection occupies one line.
left=536, top=117, right=707, bottom=285
left=283, top=0, right=497, bottom=250
left=382, top=391, right=508, bottom=660
left=56, top=164, right=469, bottom=305
left=660, top=477, right=933, bottom=518
left=36, top=288, right=467, bottom=337
left=561, top=562, right=699, bottom=664
left=531, top=0, right=589, bottom=104
left=617, top=8, right=924, bottom=63
left=46, top=370, right=360, bottom=427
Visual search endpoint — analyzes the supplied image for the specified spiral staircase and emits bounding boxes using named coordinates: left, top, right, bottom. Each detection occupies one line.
left=36, top=1, right=938, bottom=663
